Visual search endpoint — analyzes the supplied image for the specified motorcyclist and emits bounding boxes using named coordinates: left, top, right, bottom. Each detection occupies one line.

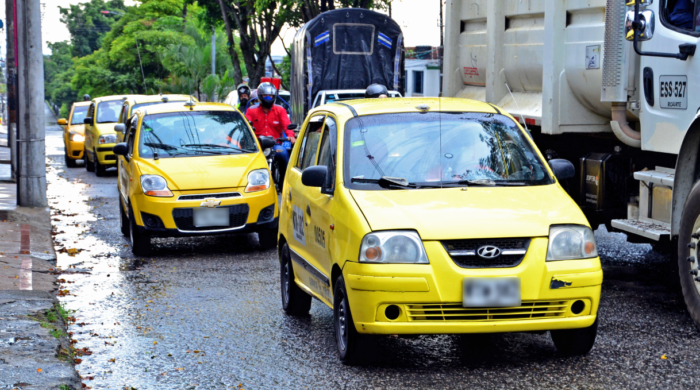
left=365, top=83, right=389, bottom=99
left=245, top=82, right=295, bottom=176
left=83, top=94, right=91, bottom=101
left=236, top=84, right=251, bottom=114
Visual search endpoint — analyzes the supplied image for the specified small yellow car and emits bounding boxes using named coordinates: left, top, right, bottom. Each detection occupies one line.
left=112, top=102, right=279, bottom=256
left=84, top=95, right=143, bottom=176
left=277, top=98, right=602, bottom=364
left=58, top=101, right=90, bottom=167
left=116, top=94, right=198, bottom=143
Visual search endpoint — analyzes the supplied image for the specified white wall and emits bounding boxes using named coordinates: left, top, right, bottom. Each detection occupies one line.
left=405, top=60, right=441, bottom=97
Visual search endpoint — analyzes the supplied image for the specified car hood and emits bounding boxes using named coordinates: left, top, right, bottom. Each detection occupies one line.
left=136, top=153, right=267, bottom=191
left=94, top=122, right=118, bottom=136
left=349, top=185, right=588, bottom=240
left=67, top=124, right=85, bottom=134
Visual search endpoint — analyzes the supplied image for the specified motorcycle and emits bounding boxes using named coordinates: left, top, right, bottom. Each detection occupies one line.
left=257, top=135, right=291, bottom=193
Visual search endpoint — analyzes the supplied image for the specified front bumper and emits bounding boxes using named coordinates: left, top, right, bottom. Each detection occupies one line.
left=66, top=139, right=84, bottom=160
left=343, top=238, right=602, bottom=335
left=95, top=144, right=117, bottom=165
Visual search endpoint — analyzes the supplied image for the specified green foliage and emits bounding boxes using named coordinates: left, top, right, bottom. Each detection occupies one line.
left=59, top=0, right=128, bottom=58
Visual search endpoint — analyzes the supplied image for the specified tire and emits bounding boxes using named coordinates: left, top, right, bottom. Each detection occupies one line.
left=550, top=318, right=598, bottom=356
left=129, top=206, right=151, bottom=257
left=677, top=181, right=700, bottom=327
left=85, top=147, right=95, bottom=172
left=94, top=152, right=106, bottom=177
left=64, top=147, right=77, bottom=168
left=272, top=160, right=284, bottom=193
left=334, top=274, right=363, bottom=365
left=119, top=199, right=130, bottom=237
left=280, top=243, right=312, bottom=316
left=258, top=229, right=277, bottom=250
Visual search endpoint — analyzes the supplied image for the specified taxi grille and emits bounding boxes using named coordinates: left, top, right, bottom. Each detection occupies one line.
left=406, top=300, right=568, bottom=322
left=441, top=238, right=530, bottom=268
left=172, top=204, right=249, bottom=231
left=178, top=192, right=242, bottom=201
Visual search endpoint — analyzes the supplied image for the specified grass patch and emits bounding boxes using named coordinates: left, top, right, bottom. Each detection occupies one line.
left=56, top=302, right=74, bottom=322
left=50, top=328, right=66, bottom=339
left=59, top=385, right=71, bottom=390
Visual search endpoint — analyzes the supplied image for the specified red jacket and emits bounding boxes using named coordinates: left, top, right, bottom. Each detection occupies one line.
left=245, top=105, right=293, bottom=139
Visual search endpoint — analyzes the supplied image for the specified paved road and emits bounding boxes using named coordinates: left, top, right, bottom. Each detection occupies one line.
left=44, top=125, right=700, bottom=389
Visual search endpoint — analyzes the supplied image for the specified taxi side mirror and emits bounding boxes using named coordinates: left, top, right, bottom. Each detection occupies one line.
left=114, top=124, right=126, bottom=133
left=302, top=165, right=328, bottom=188
left=287, top=124, right=298, bottom=131
left=58, top=118, right=67, bottom=126
left=259, top=137, right=276, bottom=149
left=548, top=159, right=575, bottom=181
left=113, top=143, right=128, bottom=156
left=83, top=117, right=93, bottom=125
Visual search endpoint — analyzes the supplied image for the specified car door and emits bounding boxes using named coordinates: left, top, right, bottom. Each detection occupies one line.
left=286, top=114, right=330, bottom=300
left=119, top=114, right=139, bottom=205
left=84, top=103, right=96, bottom=155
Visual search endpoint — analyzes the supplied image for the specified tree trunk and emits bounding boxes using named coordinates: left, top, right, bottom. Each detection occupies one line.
left=217, top=0, right=243, bottom=85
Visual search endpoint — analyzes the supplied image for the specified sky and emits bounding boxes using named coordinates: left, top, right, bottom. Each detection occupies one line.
left=0, top=0, right=441, bottom=56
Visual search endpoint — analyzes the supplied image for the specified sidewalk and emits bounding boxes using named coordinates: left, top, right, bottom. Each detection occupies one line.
left=0, top=103, right=80, bottom=389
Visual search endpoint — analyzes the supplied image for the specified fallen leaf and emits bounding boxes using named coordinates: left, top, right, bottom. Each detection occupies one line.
left=37, top=368, right=42, bottom=373
left=661, top=354, right=668, bottom=360
left=153, top=341, right=157, bottom=345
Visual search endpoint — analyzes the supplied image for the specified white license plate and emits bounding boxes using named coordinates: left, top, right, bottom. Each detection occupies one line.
left=659, top=75, right=687, bottom=110
left=463, top=278, right=521, bottom=308
left=193, top=207, right=229, bottom=228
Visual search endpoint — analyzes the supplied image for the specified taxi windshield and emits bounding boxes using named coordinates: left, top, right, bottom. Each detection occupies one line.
left=137, top=111, right=258, bottom=159
left=96, top=100, right=123, bottom=123
left=70, top=106, right=88, bottom=125
left=130, top=101, right=188, bottom=116
left=344, top=112, right=553, bottom=189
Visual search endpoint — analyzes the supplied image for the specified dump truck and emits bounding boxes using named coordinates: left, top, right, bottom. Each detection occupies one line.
left=442, top=0, right=700, bottom=325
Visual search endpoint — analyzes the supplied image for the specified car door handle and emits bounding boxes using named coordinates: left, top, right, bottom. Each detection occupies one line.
left=306, top=205, right=311, bottom=217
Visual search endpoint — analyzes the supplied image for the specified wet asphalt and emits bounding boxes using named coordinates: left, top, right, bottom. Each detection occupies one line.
left=43, top=125, right=700, bottom=389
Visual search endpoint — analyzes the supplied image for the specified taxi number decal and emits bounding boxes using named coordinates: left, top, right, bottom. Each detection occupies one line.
left=292, top=205, right=306, bottom=246
left=314, top=225, right=326, bottom=249
left=308, top=277, right=332, bottom=301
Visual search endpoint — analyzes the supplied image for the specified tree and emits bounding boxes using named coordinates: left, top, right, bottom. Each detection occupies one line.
left=296, top=0, right=390, bottom=23
left=59, top=0, right=128, bottom=58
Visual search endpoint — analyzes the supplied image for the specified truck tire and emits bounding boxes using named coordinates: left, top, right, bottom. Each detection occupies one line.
left=677, top=181, right=700, bottom=327
left=279, top=243, right=312, bottom=315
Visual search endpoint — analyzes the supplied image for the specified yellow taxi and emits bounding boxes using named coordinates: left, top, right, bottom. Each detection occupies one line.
left=84, top=95, right=143, bottom=176
left=112, top=101, right=279, bottom=256
left=277, top=98, right=602, bottom=364
left=58, top=101, right=90, bottom=167
left=116, top=94, right=198, bottom=143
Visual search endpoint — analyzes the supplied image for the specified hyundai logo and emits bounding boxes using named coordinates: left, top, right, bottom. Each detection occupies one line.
left=477, top=245, right=501, bottom=259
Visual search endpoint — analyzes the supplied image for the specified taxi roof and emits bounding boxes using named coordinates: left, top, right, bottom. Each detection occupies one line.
left=135, top=102, right=235, bottom=117
left=72, top=101, right=91, bottom=107
left=322, top=97, right=501, bottom=119
left=92, top=94, right=144, bottom=104
left=123, top=94, right=196, bottom=105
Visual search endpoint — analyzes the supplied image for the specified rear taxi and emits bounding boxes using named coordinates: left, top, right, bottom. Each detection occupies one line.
left=277, top=98, right=602, bottom=364
left=112, top=102, right=279, bottom=256
left=84, top=95, right=143, bottom=176
left=116, top=94, right=198, bottom=143
left=58, top=101, right=90, bottom=167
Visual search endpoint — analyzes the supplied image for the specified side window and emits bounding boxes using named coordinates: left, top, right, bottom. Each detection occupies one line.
left=87, top=103, right=95, bottom=122
left=318, top=117, right=337, bottom=169
left=296, top=115, right=326, bottom=170
left=663, top=0, right=700, bottom=32
left=118, top=104, right=128, bottom=123
left=127, top=115, right=139, bottom=156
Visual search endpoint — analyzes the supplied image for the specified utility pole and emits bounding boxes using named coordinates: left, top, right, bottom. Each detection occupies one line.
left=16, top=0, right=47, bottom=206
left=438, top=0, right=444, bottom=96
left=5, top=0, right=17, bottom=181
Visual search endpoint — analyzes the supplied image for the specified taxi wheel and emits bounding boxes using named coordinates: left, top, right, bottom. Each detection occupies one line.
left=280, top=243, right=312, bottom=316
left=64, top=147, right=77, bottom=168
left=550, top=318, right=598, bottom=356
left=85, top=147, right=95, bottom=172
left=129, top=206, right=151, bottom=256
left=334, top=274, right=363, bottom=365
left=119, top=199, right=130, bottom=237
left=94, top=153, right=107, bottom=177
left=258, top=229, right=277, bottom=250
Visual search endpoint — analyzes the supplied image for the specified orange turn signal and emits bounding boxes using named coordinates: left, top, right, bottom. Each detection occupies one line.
left=144, top=189, right=173, bottom=197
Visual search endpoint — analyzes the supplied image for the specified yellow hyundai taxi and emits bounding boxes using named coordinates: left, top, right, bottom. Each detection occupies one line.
left=58, top=101, right=90, bottom=167
left=116, top=94, right=198, bottom=143
left=84, top=95, right=143, bottom=176
left=277, top=98, right=603, bottom=364
left=112, top=102, right=279, bottom=256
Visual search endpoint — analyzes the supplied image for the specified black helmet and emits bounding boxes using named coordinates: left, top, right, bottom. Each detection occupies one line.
left=365, top=83, right=388, bottom=98
left=257, top=82, right=278, bottom=108
left=83, top=94, right=91, bottom=101
left=237, top=84, right=251, bottom=97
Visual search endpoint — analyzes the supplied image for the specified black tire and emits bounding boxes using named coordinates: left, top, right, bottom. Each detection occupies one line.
left=677, top=181, right=700, bottom=326
left=272, top=160, right=284, bottom=193
left=119, top=199, right=130, bottom=237
left=94, top=152, right=106, bottom=177
left=334, top=274, right=363, bottom=365
left=129, top=206, right=151, bottom=256
left=85, top=147, right=95, bottom=172
left=280, top=243, right=312, bottom=315
left=64, top=147, right=78, bottom=168
left=258, top=229, right=277, bottom=250
left=550, top=318, right=598, bottom=356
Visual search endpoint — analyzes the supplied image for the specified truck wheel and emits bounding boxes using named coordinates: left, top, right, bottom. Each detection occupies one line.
left=280, top=243, right=311, bottom=315
left=677, top=181, right=700, bottom=327
left=550, top=318, right=598, bottom=356
left=334, top=274, right=364, bottom=365
left=64, top=147, right=77, bottom=168
left=258, top=229, right=277, bottom=250
left=94, top=152, right=106, bottom=177
left=129, top=206, right=151, bottom=256
left=119, top=199, right=130, bottom=237
left=85, top=147, right=95, bottom=172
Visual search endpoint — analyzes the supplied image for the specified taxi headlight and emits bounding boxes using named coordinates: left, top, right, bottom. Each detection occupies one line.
left=98, top=134, right=117, bottom=145
left=546, top=225, right=598, bottom=261
left=246, top=169, right=270, bottom=192
left=359, top=231, right=429, bottom=264
left=70, top=132, right=85, bottom=142
left=140, top=175, right=173, bottom=197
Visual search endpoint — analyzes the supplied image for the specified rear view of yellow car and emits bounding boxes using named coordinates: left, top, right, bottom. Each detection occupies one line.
left=116, top=94, right=198, bottom=143
left=277, top=98, right=602, bottom=364
left=84, top=95, right=143, bottom=176
left=58, top=101, right=90, bottom=167
left=112, top=102, right=279, bottom=256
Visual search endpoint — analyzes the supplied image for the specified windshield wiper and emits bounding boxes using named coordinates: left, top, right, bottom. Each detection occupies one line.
left=351, top=176, right=417, bottom=189
left=144, top=142, right=179, bottom=151
left=181, top=143, right=255, bottom=153
left=443, top=179, right=527, bottom=187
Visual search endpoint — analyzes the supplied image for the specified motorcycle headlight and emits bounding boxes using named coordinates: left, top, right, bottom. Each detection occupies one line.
left=140, top=175, right=173, bottom=197
left=546, top=225, right=598, bottom=261
left=359, top=231, right=429, bottom=264
left=70, top=132, right=85, bottom=142
left=98, top=134, right=117, bottom=144
left=246, top=169, right=270, bottom=192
